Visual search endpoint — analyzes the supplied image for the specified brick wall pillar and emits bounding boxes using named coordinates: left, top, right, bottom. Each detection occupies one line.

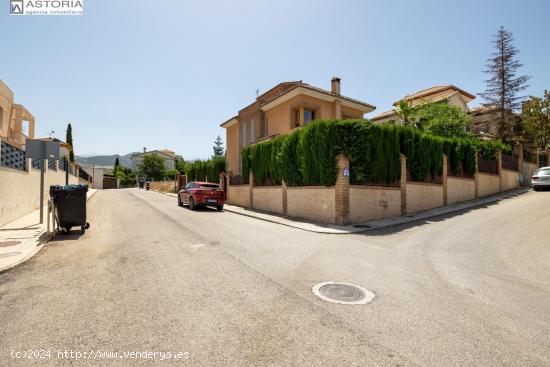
left=219, top=172, right=227, bottom=200
left=282, top=179, right=288, bottom=216
left=474, top=152, right=479, bottom=199
left=442, top=154, right=448, bottom=206
left=334, top=154, right=350, bottom=225
left=249, top=170, right=254, bottom=208
left=497, top=149, right=503, bottom=192
left=400, top=154, right=407, bottom=215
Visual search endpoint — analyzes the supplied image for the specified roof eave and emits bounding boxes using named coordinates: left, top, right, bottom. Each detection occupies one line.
left=260, top=86, right=375, bottom=113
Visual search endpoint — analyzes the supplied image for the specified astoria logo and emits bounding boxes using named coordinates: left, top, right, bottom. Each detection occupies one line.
left=10, top=0, right=84, bottom=15
left=10, top=0, right=23, bottom=14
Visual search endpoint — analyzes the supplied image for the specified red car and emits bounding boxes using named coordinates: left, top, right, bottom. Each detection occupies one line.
left=177, top=181, right=224, bottom=211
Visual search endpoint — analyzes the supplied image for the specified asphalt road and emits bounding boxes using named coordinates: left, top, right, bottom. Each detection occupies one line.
left=1, top=188, right=549, bottom=366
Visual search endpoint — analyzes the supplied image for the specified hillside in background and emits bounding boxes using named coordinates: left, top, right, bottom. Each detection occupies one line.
left=75, top=152, right=137, bottom=168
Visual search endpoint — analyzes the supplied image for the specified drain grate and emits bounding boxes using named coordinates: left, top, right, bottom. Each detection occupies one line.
left=312, top=281, right=375, bottom=305
left=0, top=241, right=21, bottom=248
left=0, top=252, right=22, bottom=258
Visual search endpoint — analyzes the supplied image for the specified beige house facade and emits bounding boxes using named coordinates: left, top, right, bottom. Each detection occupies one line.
left=370, top=85, right=475, bottom=124
left=221, top=78, right=376, bottom=176
left=370, top=84, right=501, bottom=138
left=131, top=148, right=176, bottom=173
left=0, top=80, right=35, bottom=150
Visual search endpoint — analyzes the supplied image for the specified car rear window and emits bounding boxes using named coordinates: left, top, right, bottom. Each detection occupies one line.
left=535, top=168, right=550, bottom=175
left=199, top=184, right=220, bottom=189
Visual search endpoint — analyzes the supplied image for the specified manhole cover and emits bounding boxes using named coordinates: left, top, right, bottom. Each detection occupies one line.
left=312, top=281, right=375, bottom=305
left=0, top=241, right=21, bottom=248
left=353, top=224, right=371, bottom=229
left=0, top=252, right=22, bottom=258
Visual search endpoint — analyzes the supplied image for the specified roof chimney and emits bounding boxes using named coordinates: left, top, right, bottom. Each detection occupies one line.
left=143, top=147, right=146, bottom=153
left=331, top=77, right=341, bottom=95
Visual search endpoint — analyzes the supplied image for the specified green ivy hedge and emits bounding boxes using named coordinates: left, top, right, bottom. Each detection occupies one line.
left=241, top=119, right=512, bottom=186
left=186, top=157, right=226, bottom=183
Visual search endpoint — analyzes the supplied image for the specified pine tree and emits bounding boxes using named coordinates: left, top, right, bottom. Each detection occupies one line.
left=66, top=123, right=74, bottom=162
left=479, top=26, right=530, bottom=142
left=212, top=135, right=224, bottom=158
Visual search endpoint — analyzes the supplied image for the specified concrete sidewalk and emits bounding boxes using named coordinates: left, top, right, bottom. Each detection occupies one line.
left=150, top=187, right=530, bottom=234
left=223, top=188, right=531, bottom=234
left=0, top=189, right=97, bottom=273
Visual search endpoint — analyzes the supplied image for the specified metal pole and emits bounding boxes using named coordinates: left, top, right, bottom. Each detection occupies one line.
left=65, top=157, right=69, bottom=185
left=39, top=144, right=45, bottom=224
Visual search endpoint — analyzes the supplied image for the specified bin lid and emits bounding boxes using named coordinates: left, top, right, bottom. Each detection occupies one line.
left=50, top=184, right=88, bottom=192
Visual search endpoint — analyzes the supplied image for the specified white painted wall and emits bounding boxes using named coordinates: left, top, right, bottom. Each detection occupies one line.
left=0, top=160, right=79, bottom=227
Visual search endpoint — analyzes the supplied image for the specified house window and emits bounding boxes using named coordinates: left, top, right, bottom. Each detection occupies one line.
left=242, top=123, right=247, bottom=147
left=250, top=118, right=255, bottom=143
left=292, top=107, right=317, bottom=127
left=304, top=109, right=316, bottom=125
left=293, top=109, right=300, bottom=128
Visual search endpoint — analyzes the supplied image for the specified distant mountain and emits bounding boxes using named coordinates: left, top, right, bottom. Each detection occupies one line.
left=75, top=152, right=138, bottom=168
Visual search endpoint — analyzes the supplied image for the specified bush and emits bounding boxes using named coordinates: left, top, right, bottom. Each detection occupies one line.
left=186, top=157, right=226, bottom=183
left=241, top=119, right=512, bottom=186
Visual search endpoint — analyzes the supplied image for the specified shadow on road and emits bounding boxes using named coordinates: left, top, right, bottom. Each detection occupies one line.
left=50, top=230, right=85, bottom=241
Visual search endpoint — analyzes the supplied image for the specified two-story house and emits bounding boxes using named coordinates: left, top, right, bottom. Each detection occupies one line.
left=370, top=85, right=476, bottom=124
left=131, top=148, right=176, bottom=173
left=0, top=80, right=35, bottom=151
left=220, top=78, right=376, bottom=176
left=370, top=85, right=503, bottom=139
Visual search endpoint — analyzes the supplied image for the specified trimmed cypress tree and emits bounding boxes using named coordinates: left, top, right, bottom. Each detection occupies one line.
left=66, top=123, right=74, bottom=162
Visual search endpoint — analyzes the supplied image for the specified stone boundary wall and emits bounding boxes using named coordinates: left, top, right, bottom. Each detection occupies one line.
left=349, top=186, right=401, bottom=223
left=501, top=169, right=520, bottom=192
left=447, top=177, right=475, bottom=205
left=0, top=159, right=79, bottom=227
left=226, top=147, right=525, bottom=225
left=253, top=186, right=284, bottom=215
left=478, top=173, right=500, bottom=197
left=227, top=185, right=250, bottom=208
left=286, top=186, right=335, bottom=223
left=406, top=182, right=444, bottom=214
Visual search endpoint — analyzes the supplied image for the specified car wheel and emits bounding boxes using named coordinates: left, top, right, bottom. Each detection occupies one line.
left=178, top=194, right=183, bottom=206
left=533, top=186, right=539, bottom=191
left=217, top=204, right=224, bottom=212
left=189, top=197, right=196, bottom=210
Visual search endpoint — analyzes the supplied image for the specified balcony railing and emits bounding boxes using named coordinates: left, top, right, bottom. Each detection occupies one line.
left=254, top=133, right=280, bottom=144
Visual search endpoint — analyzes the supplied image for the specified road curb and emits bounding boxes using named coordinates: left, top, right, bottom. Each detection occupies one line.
left=223, top=188, right=531, bottom=234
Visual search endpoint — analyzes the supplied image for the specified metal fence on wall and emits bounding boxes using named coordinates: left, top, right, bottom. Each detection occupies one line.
left=502, top=154, right=518, bottom=171
left=478, top=157, right=498, bottom=175
left=0, top=140, right=26, bottom=171
left=48, top=159, right=57, bottom=171
left=31, top=158, right=41, bottom=170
